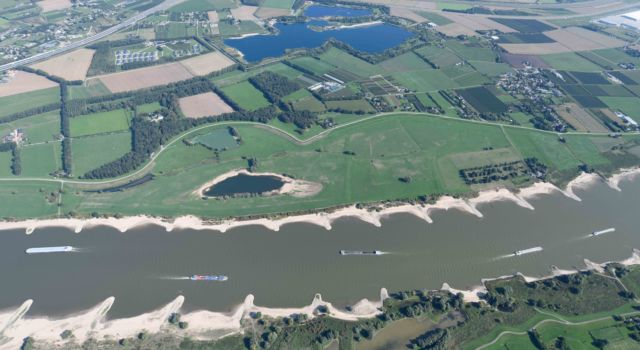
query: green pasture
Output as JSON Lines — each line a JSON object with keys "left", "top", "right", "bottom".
{"left": 261, "top": 0, "right": 295, "bottom": 10}
{"left": 0, "top": 110, "right": 60, "bottom": 144}
{"left": 69, "top": 109, "right": 132, "bottom": 137}
{"left": 318, "top": 48, "right": 378, "bottom": 78}
{"left": 0, "top": 87, "right": 60, "bottom": 119}
{"left": 220, "top": 81, "right": 270, "bottom": 111}
{"left": 541, "top": 52, "right": 602, "bottom": 72}
{"left": 20, "top": 142, "right": 61, "bottom": 177}
{"left": 72, "top": 132, "right": 132, "bottom": 176}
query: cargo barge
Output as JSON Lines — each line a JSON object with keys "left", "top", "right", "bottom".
{"left": 25, "top": 246, "right": 74, "bottom": 254}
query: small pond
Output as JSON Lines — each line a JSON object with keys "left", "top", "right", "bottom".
{"left": 224, "top": 20, "right": 413, "bottom": 62}
{"left": 304, "top": 5, "right": 373, "bottom": 18}
{"left": 204, "top": 173, "right": 284, "bottom": 197}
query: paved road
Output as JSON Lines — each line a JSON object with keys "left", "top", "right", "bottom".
{"left": 0, "top": 0, "right": 185, "bottom": 73}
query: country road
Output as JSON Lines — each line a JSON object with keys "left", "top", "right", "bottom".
{"left": 0, "top": 0, "right": 186, "bottom": 73}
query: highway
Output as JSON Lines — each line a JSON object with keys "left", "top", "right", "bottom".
{"left": 0, "top": 0, "right": 185, "bottom": 73}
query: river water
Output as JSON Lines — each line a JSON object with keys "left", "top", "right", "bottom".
{"left": 1, "top": 177, "right": 639, "bottom": 319}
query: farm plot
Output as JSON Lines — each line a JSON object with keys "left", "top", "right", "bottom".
{"left": 362, "top": 75, "right": 402, "bottom": 95}
{"left": 554, "top": 103, "right": 608, "bottom": 133}
{"left": 288, "top": 57, "right": 335, "bottom": 76}
{"left": 317, "top": 48, "right": 378, "bottom": 78}
{"left": 490, "top": 18, "right": 554, "bottom": 33}
{"left": 599, "top": 96, "right": 640, "bottom": 122}
{"left": 36, "top": 0, "right": 71, "bottom": 12}
{"left": 261, "top": 0, "right": 295, "bottom": 10}
{"left": 414, "top": 46, "right": 460, "bottom": 68}
{"left": 545, "top": 27, "right": 625, "bottom": 52}
{"left": 501, "top": 53, "right": 550, "bottom": 69}
{"left": 377, "top": 52, "right": 433, "bottom": 74}
{"left": 456, "top": 86, "right": 507, "bottom": 113}
{"left": 70, "top": 109, "right": 131, "bottom": 137}
{"left": 72, "top": 133, "right": 132, "bottom": 176}
{"left": 179, "top": 92, "right": 234, "bottom": 118}
{"left": 0, "top": 110, "right": 60, "bottom": 144}
{"left": 169, "top": 0, "right": 236, "bottom": 13}
{"left": 325, "top": 99, "right": 374, "bottom": 113}
{"left": 96, "top": 62, "right": 194, "bottom": 93}
{"left": 20, "top": 142, "right": 61, "bottom": 177}
{"left": 0, "top": 71, "right": 58, "bottom": 98}
{"left": 436, "top": 12, "right": 516, "bottom": 37}
{"left": 568, "top": 71, "right": 609, "bottom": 85}
{"left": 179, "top": 51, "right": 235, "bottom": 76}
{"left": 0, "top": 87, "right": 60, "bottom": 119}
{"left": 31, "top": 49, "right": 95, "bottom": 81}
{"left": 497, "top": 32, "right": 555, "bottom": 44}
{"left": 220, "top": 81, "right": 270, "bottom": 111}
{"left": 391, "top": 70, "right": 458, "bottom": 92}
{"left": 541, "top": 52, "right": 602, "bottom": 71}
{"left": 230, "top": 6, "right": 259, "bottom": 21}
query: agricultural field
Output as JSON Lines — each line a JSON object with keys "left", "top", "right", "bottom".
{"left": 0, "top": 110, "right": 60, "bottom": 144}
{"left": 31, "top": 48, "right": 95, "bottom": 81}
{"left": 179, "top": 92, "right": 234, "bottom": 118}
{"left": 261, "top": 0, "right": 295, "bottom": 10}
{"left": 0, "top": 87, "right": 60, "bottom": 119}
{"left": 95, "top": 62, "right": 194, "bottom": 93}
{"left": 136, "top": 102, "right": 162, "bottom": 114}
{"left": 325, "top": 99, "right": 374, "bottom": 113}
{"left": 168, "top": 0, "right": 236, "bottom": 13}
{"left": 220, "top": 81, "right": 270, "bottom": 111}
{"left": 67, "top": 80, "right": 111, "bottom": 100}
{"left": 20, "top": 142, "right": 61, "bottom": 177}
{"left": 72, "top": 133, "right": 132, "bottom": 176}
{"left": 188, "top": 128, "right": 238, "bottom": 150}
{"left": 179, "top": 51, "right": 235, "bottom": 76}
{"left": 69, "top": 109, "right": 132, "bottom": 137}
{"left": 0, "top": 71, "right": 58, "bottom": 98}
{"left": 456, "top": 86, "right": 507, "bottom": 114}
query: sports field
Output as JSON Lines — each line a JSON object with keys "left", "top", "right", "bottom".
{"left": 70, "top": 109, "right": 131, "bottom": 137}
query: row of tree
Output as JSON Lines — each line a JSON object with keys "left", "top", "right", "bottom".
{"left": 0, "top": 142, "right": 21, "bottom": 175}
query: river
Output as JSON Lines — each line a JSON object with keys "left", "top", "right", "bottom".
{"left": 0, "top": 176, "right": 639, "bottom": 319}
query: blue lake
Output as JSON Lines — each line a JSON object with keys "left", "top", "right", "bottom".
{"left": 224, "top": 21, "right": 414, "bottom": 63}
{"left": 304, "top": 5, "right": 372, "bottom": 18}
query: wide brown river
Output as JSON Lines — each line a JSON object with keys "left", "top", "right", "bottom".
{"left": 1, "top": 177, "right": 639, "bottom": 319}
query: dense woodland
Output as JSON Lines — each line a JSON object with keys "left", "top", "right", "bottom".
{"left": 249, "top": 71, "right": 301, "bottom": 103}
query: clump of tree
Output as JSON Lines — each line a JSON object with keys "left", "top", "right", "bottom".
{"left": 409, "top": 328, "right": 449, "bottom": 349}
{"left": 249, "top": 71, "right": 300, "bottom": 103}
{"left": 278, "top": 110, "right": 318, "bottom": 129}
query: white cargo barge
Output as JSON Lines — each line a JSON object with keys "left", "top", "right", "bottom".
{"left": 25, "top": 246, "right": 74, "bottom": 254}
{"left": 513, "top": 246, "right": 543, "bottom": 256}
{"left": 591, "top": 228, "right": 615, "bottom": 237}
{"left": 340, "top": 250, "right": 383, "bottom": 256}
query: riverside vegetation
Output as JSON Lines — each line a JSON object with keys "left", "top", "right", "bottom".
{"left": 22, "top": 262, "right": 640, "bottom": 350}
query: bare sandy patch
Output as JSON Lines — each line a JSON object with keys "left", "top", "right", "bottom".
{"left": 390, "top": 7, "right": 427, "bottom": 23}
{"left": 179, "top": 51, "right": 235, "bottom": 76}
{"left": 0, "top": 71, "right": 58, "bottom": 97}
{"left": 255, "top": 7, "right": 290, "bottom": 18}
{"left": 31, "top": 48, "right": 95, "bottom": 81}
{"left": 499, "top": 42, "right": 572, "bottom": 55}
{"left": 207, "top": 11, "right": 219, "bottom": 23}
{"left": 231, "top": 5, "right": 259, "bottom": 21}
{"left": 545, "top": 26, "right": 624, "bottom": 51}
{"left": 179, "top": 92, "right": 233, "bottom": 118}
{"left": 37, "top": 0, "right": 71, "bottom": 12}
{"left": 96, "top": 63, "right": 193, "bottom": 93}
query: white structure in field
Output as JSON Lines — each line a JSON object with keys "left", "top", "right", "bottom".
{"left": 598, "top": 10, "right": 640, "bottom": 31}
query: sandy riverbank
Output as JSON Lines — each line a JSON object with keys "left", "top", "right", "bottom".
{"left": 2, "top": 249, "right": 640, "bottom": 349}
{"left": 0, "top": 168, "right": 638, "bottom": 235}
{"left": 0, "top": 289, "right": 388, "bottom": 349}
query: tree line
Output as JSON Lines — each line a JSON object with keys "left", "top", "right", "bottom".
{"left": 0, "top": 142, "right": 21, "bottom": 176}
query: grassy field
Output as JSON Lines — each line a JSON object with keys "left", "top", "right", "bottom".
{"left": 0, "top": 110, "right": 60, "bottom": 144}
{"left": 72, "top": 132, "right": 132, "bottom": 176}
{"left": 0, "top": 87, "right": 60, "bottom": 119}
{"left": 599, "top": 97, "right": 640, "bottom": 122}
{"left": 168, "top": 0, "right": 236, "bottom": 12}
{"left": 14, "top": 113, "right": 628, "bottom": 220}
{"left": 68, "top": 80, "right": 111, "bottom": 100}
{"left": 391, "top": 70, "right": 458, "bottom": 92}
{"left": 20, "top": 142, "right": 61, "bottom": 177}
{"left": 220, "top": 81, "right": 270, "bottom": 111}
{"left": 541, "top": 52, "right": 603, "bottom": 72}
{"left": 318, "top": 48, "right": 378, "bottom": 78}
{"left": 261, "top": 0, "right": 295, "bottom": 9}
{"left": 70, "top": 109, "right": 132, "bottom": 137}
{"left": 136, "top": 102, "right": 162, "bottom": 114}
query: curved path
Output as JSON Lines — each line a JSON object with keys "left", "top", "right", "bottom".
{"left": 0, "top": 111, "right": 628, "bottom": 188}
{"left": 475, "top": 308, "right": 640, "bottom": 350}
